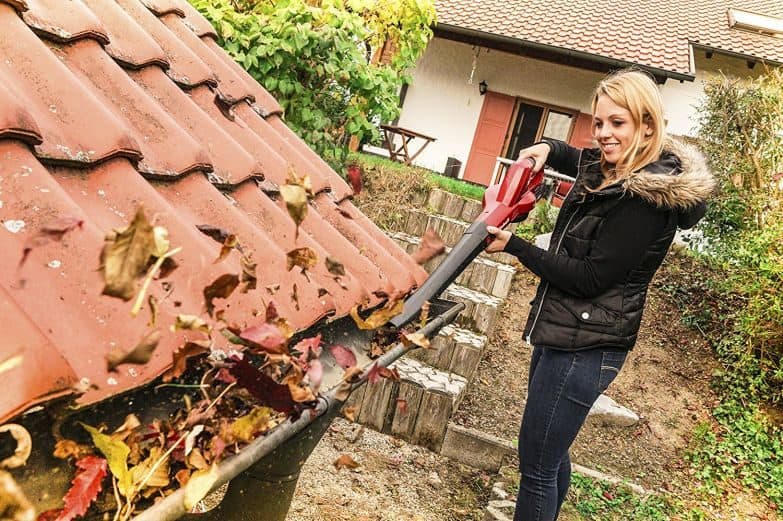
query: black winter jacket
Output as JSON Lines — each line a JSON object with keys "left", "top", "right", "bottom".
{"left": 504, "top": 138, "right": 715, "bottom": 351}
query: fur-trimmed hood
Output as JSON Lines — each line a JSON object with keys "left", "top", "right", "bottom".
{"left": 580, "top": 136, "right": 715, "bottom": 229}
{"left": 623, "top": 136, "right": 716, "bottom": 210}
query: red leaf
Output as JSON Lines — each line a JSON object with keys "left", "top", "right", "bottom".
{"left": 239, "top": 323, "right": 288, "bottom": 355}
{"left": 328, "top": 345, "right": 357, "bottom": 369}
{"left": 56, "top": 455, "right": 108, "bottom": 521}
{"left": 293, "top": 334, "right": 323, "bottom": 363}
{"left": 396, "top": 398, "right": 408, "bottom": 415}
{"left": 38, "top": 510, "right": 62, "bottom": 521}
{"left": 411, "top": 228, "right": 446, "bottom": 265}
{"left": 20, "top": 216, "right": 84, "bottom": 267}
{"left": 367, "top": 363, "right": 399, "bottom": 385}
{"left": 228, "top": 357, "right": 299, "bottom": 414}
{"left": 346, "top": 165, "right": 363, "bottom": 195}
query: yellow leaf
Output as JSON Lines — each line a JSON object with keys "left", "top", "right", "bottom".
{"left": 130, "top": 446, "right": 170, "bottom": 490}
{"left": 349, "top": 300, "right": 404, "bottom": 330}
{"left": 230, "top": 407, "right": 273, "bottom": 443}
{"left": 279, "top": 184, "right": 308, "bottom": 230}
{"left": 403, "top": 332, "right": 431, "bottom": 349}
{"left": 81, "top": 423, "right": 132, "bottom": 497}
{"left": 286, "top": 247, "right": 318, "bottom": 272}
{"left": 173, "top": 315, "right": 212, "bottom": 335}
{"left": 184, "top": 464, "right": 219, "bottom": 510}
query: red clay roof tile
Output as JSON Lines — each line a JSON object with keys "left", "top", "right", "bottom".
{"left": 0, "top": 1, "right": 426, "bottom": 421}
{"left": 436, "top": 0, "right": 783, "bottom": 75}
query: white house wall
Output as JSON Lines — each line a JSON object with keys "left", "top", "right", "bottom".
{"left": 396, "top": 38, "right": 767, "bottom": 176}
{"left": 395, "top": 38, "right": 603, "bottom": 175}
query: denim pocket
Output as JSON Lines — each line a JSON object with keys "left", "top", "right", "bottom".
{"left": 598, "top": 350, "right": 627, "bottom": 392}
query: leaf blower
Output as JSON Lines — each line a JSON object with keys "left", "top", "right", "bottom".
{"left": 389, "top": 158, "right": 545, "bottom": 330}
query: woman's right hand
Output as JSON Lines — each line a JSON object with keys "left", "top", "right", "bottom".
{"left": 518, "top": 142, "right": 551, "bottom": 172}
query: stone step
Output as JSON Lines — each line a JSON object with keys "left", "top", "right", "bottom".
{"left": 408, "top": 324, "right": 487, "bottom": 379}
{"left": 394, "top": 209, "right": 518, "bottom": 266}
{"left": 442, "top": 284, "right": 502, "bottom": 335}
{"left": 347, "top": 357, "right": 468, "bottom": 452}
{"left": 390, "top": 231, "right": 516, "bottom": 299}
{"left": 425, "top": 188, "right": 484, "bottom": 223}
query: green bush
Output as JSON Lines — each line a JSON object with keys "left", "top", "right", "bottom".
{"left": 189, "top": 0, "right": 435, "bottom": 168}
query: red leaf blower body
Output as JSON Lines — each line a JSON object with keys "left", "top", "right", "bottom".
{"left": 389, "top": 159, "right": 545, "bottom": 329}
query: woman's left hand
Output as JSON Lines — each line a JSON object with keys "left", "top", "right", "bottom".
{"left": 485, "top": 226, "right": 512, "bottom": 253}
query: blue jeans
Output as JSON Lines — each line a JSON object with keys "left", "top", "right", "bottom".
{"left": 514, "top": 345, "right": 627, "bottom": 521}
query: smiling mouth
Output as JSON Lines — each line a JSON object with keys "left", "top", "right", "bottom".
{"left": 601, "top": 143, "right": 620, "bottom": 151}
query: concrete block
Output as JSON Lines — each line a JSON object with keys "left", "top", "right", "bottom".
{"left": 587, "top": 394, "right": 640, "bottom": 427}
{"left": 426, "top": 188, "right": 446, "bottom": 214}
{"left": 440, "top": 423, "right": 515, "bottom": 472}
{"left": 460, "top": 199, "right": 483, "bottom": 222}
{"left": 441, "top": 192, "right": 466, "bottom": 219}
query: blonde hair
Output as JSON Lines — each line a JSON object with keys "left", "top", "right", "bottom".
{"left": 590, "top": 69, "right": 665, "bottom": 186}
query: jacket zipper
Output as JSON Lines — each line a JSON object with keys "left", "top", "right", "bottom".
{"left": 526, "top": 150, "right": 583, "bottom": 345}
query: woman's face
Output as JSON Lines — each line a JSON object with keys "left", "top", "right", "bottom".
{"left": 592, "top": 94, "right": 649, "bottom": 165}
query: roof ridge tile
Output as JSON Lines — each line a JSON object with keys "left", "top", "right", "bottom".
{"left": 21, "top": 0, "right": 109, "bottom": 45}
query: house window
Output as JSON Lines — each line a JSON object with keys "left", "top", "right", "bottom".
{"left": 504, "top": 100, "right": 576, "bottom": 160}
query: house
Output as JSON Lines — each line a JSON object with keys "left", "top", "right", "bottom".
{"left": 0, "top": 0, "right": 441, "bottom": 518}
{"left": 393, "top": 0, "right": 783, "bottom": 185}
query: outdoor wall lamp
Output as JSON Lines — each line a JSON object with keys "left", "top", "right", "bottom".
{"left": 479, "top": 80, "right": 488, "bottom": 95}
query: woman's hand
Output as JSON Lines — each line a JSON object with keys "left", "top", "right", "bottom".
{"left": 485, "top": 226, "right": 512, "bottom": 253}
{"left": 518, "top": 142, "right": 551, "bottom": 172}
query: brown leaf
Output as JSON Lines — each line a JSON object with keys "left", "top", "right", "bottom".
{"left": 346, "top": 164, "right": 363, "bottom": 195}
{"left": 265, "top": 284, "right": 280, "bottom": 295}
{"left": 19, "top": 215, "right": 84, "bottom": 267}
{"left": 342, "top": 406, "right": 358, "bottom": 422}
{"left": 53, "top": 439, "right": 92, "bottom": 460}
{"left": 265, "top": 301, "right": 279, "bottom": 322}
{"left": 166, "top": 341, "right": 210, "bottom": 382}
{"left": 349, "top": 300, "right": 404, "bottom": 330}
{"left": 367, "top": 363, "right": 400, "bottom": 385}
{"left": 418, "top": 301, "right": 430, "bottom": 329}
{"left": 334, "top": 366, "right": 363, "bottom": 402}
{"left": 239, "top": 253, "right": 257, "bottom": 293}
{"left": 0, "top": 470, "right": 35, "bottom": 519}
{"left": 147, "top": 295, "right": 159, "bottom": 328}
{"left": 411, "top": 228, "right": 446, "bottom": 265}
{"left": 204, "top": 274, "right": 239, "bottom": 317}
{"left": 291, "top": 283, "right": 300, "bottom": 310}
{"left": 287, "top": 247, "right": 318, "bottom": 272}
{"left": 214, "top": 234, "right": 238, "bottom": 264}
{"left": 402, "top": 332, "right": 431, "bottom": 349}
{"left": 100, "top": 207, "right": 156, "bottom": 301}
{"left": 325, "top": 256, "right": 346, "bottom": 277}
{"left": 106, "top": 330, "right": 161, "bottom": 372}
{"left": 111, "top": 414, "right": 141, "bottom": 442}
{"left": 318, "top": 288, "right": 329, "bottom": 298}
{"left": 173, "top": 314, "right": 212, "bottom": 335}
{"left": 333, "top": 454, "right": 360, "bottom": 470}
{"left": 175, "top": 469, "right": 191, "bottom": 487}
{"left": 279, "top": 184, "right": 308, "bottom": 235}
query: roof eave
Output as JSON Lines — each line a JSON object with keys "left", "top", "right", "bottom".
{"left": 435, "top": 23, "right": 696, "bottom": 83}
{"left": 691, "top": 41, "right": 783, "bottom": 68}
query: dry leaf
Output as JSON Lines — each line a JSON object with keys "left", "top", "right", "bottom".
{"left": 403, "top": 332, "right": 431, "bottom": 349}
{"left": 342, "top": 406, "right": 358, "bottom": 422}
{"left": 418, "top": 301, "right": 430, "bottom": 329}
{"left": 325, "top": 256, "right": 346, "bottom": 277}
{"left": 333, "top": 454, "right": 360, "bottom": 470}
{"left": 80, "top": 423, "right": 132, "bottom": 497}
{"left": 184, "top": 464, "right": 219, "bottom": 510}
{"left": 0, "top": 424, "right": 31, "bottom": 469}
{"left": 396, "top": 398, "right": 409, "bottom": 415}
{"left": 239, "top": 253, "right": 257, "bottom": 293}
{"left": 349, "top": 300, "right": 404, "bottom": 330}
{"left": 19, "top": 215, "right": 84, "bottom": 267}
{"left": 147, "top": 295, "right": 159, "bottom": 328}
{"left": 165, "top": 341, "right": 210, "bottom": 381}
{"left": 173, "top": 315, "right": 211, "bottom": 335}
{"left": 239, "top": 323, "right": 288, "bottom": 355}
{"left": 346, "top": 164, "right": 362, "bottom": 195}
{"left": 111, "top": 414, "right": 141, "bottom": 442}
{"left": 130, "top": 446, "right": 170, "bottom": 490}
{"left": 411, "top": 228, "right": 446, "bottom": 265}
{"left": 287, "top": 247, "right": 318, "bottom": 272}
{"left": 214, "top": 234, "right": 238, "bottom": 264}
{"left": 106, "top": 330, "right": 161, "bottom": 372}
{"left": 53, "top": 439, "right": 92, "bottom": 460}
{"left": 279, "top": 184, "right": 308, "bottom": 235}
{"left": 100, "top": 207, "right": 155, "bottom": 301}
{"left": 204, "top": 274, "right": 240, "bottom": 317}
{"left": 0, "top": 470, "right": 34, "bottom": 520}
{"left": 229, "top": 407, "right": 273, "bottom": 443}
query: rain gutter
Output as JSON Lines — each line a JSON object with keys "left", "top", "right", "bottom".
{"left": 131, "top": 300, "right": 465, "bottom": 521}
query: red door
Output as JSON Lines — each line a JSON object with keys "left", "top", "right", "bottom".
{"left": 463, "top": 92, "right": 516, "bottom": 185}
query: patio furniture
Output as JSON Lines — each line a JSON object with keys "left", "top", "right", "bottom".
{"left": 380, "top": 124, "right": 436, "bottom": 165}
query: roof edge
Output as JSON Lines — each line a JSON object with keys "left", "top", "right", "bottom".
{"left": 691, "top": 42, "right": 783, "bottom": 69}
{"left": 435, "top": 23, "right": 696, "bottom": 82}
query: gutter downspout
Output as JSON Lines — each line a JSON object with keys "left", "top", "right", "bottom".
{"left": 436, "top": 24, "right": 696, "bottom": 83}
{"left": 132, "top": 301, "right": 465, "bottom": 521}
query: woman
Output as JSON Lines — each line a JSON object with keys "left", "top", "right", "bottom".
{"left": 485, "top": 69, "right": 715, "bottom": 521}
